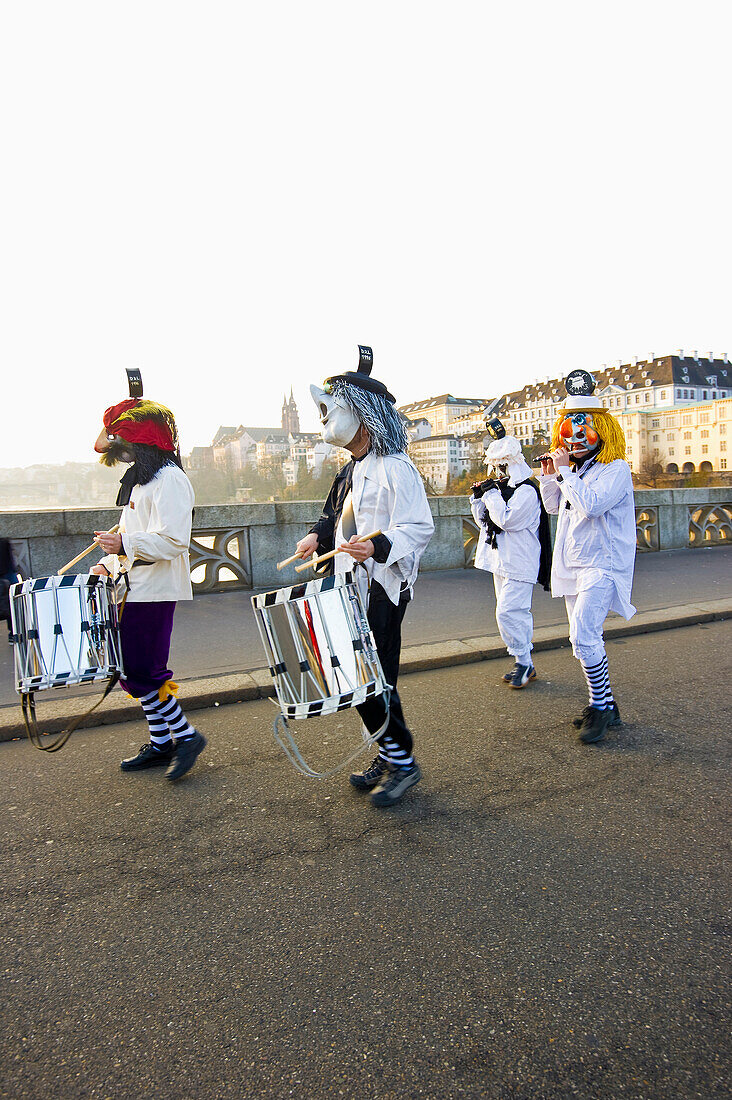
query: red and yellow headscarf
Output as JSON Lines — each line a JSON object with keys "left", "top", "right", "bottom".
{"left": 102, "top": 399, "right": 178, "bottom": 453}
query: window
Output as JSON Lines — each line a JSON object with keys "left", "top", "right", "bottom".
{"left": 676, "top": 389, "right": 682, "bottom": 398}
{"left": 721, "top": 424, "right": 727, "bottom": 435}
{"left": 651, "top": 419, "right": 660, "bottom": 427}
{"left": 721, "top": 441, "right": 727, "bottom": 452}
{"left": 703, "top": 391, "right": 708, "bottom": 399}
{"left": 689, "top": 389, "right": 696, "bottom": 399}
{"left": 682, "top": 415, "right": 692, "bottom": 426}
{"left": 685, "top": 446, "right": 691, "bottom": 455}
{"left": 684, "top": 432, "right": 692, "bottom": 440}
{"left": 712, "top": 392, "right": 717, "bottom": 399}
{"left": 700, "top": 413, "right": 710, "bottom": 424}
{"left": 668, "top": 433, "right": 675, "bottom": 440}
{"left": 669, "top": 448, "right": 675, "bottom": 456}
{"left": 722, "top": 459, "right": 728, "bottom": 469}
{"left": 701, "top": 430, "right": 709, "bottom": 439}
{"left": 660, "top": 390, "right": 667, "bottom": 400}
{"left": 652, "top": 434, "right": 659, "bottom": 442}
{"left": 635, "top": 394, "right": 640, "bottom": 404}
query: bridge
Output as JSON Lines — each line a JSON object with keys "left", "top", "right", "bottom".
{"left": 0, "top": 500, "right": 730, "bottom": 1098}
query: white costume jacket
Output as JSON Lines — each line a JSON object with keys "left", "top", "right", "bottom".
{"left": 100, "top": 464, "right": 194, "bottom": 603}
{"left": 470, "top": 483, "right": 541, "bottom": 583}
{"left": 539, "top": 458, "right": 636, "bottom": 619}
{"left": 330, "top": 452, "right": 434, "bottom": 606}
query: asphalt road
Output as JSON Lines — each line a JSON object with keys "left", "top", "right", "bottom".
{"left": 1, "top": 622, "right": 730, "bottom": 1099}
{"left": 3, "top": 548, "right": 729, "bottom": 706}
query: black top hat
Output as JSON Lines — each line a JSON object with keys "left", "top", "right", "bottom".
{"left": 323, "top": 346, "right": 396, "bottom": 403}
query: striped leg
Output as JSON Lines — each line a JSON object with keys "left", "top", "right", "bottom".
{"left": 139, "top": 689, "right": 174, "bottom": 750}
{"left": 580, "top": 654, "right": 615, "bottom": 711}
{"left": 155, "top": 693, "right": 197, "bottom": 742}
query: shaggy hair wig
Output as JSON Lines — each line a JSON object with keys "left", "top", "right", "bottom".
{"left": 331, "top": 380, "right": 408, "bottom": 456}
{"left": 550, "top": 409, "right": 627, "bottom": 464}
{"left": 99, "top": 440, "right": 182, "bottom": 482}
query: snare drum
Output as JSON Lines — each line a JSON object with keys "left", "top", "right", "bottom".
{"left": 10, "top": 573, "right": 123, "bottom": 695}
{"left": 251, "top": 571, "right": 387, "bottom": 721}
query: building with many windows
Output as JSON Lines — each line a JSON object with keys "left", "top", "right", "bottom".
{"left": 408, "top": 432, "right": 482, "bottom": 492}
{"left": 398, "top": 394, "right": 492, "bottom": 437}
{"left": 619, "top": 397, "right": 731, "bottom": 475}
{"left": 498, "top": 352, "right": 731, "bottom": 449}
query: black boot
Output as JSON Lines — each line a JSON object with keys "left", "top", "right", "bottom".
{"left": 121, "top": 743, "right": 174, "bottom": 771}
{"left": 350, "top": 755, "right": 388, "bottom": 791}
{"left": 165, "top": 731, "right": 207, "bottom": 780}
{"left": 578, "top": 707, "right": 613, "bottom": 744}
{"left": 572, "top": 702, "right": 621, "bottom": 730}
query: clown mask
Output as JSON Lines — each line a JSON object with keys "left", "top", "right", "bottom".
{"left": 310, "top": 384, "right": 361, "bottom": 447}
{"left": 559, "top": 412, "right": 600, "bottom": 462}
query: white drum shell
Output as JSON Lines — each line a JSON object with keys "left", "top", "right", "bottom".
{"left": 251, "top": 571, "right": 387, "bottom": 720}
{"left": 10, "top": 574, "right": 123, "bottom": 695}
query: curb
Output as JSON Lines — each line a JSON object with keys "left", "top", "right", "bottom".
{"left": 1, "top": 598, "right": 730, "bottom": 742}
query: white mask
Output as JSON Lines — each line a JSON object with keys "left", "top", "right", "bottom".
{"left": 310, "top": 384, "right": 361, "bottom": 447}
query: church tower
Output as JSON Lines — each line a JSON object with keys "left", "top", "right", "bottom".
{"left": 281, "top": 388, "right": 300, "bottom": 434}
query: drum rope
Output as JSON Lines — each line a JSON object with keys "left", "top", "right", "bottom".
{"left": 21, "top": 672, "right": 121, "bottom": 753}
{"left": 272, "top": 684, "right": 393, "bottom": 780}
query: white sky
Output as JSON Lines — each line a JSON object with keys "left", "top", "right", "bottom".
{"left": 1, "top": 0, "right": 730, "bottom": 469}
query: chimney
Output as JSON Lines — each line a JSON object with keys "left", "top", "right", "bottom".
{"left": 691, "top": 349, "right": 698, "bottom": 361}
{"left": 677, "top": 349, "right": 684, "bottom": 359}
{"left": 648, "top": 352, "right": 654, "bottom": 362}
{"left": 709, "top": 351, "right": 714, "bottom": 362}
{"left": 633, "top": 356, "right": 639, "bottom": 366}
{"left": 723, "top": 352, "right": 729, "bottom": 363}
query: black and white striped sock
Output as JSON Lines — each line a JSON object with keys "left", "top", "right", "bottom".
{"left": 379, "top": 735, "right": 414, "bottom": 768}
{"left": 139, "top": 689, "right": 173, "bottom": 750}
{"left": 156, "top": 694, "right": 196, "bottom": 742}
{"left": 580, "top": 655, "right": 615, "bottom": 710}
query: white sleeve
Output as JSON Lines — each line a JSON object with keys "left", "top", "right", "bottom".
{"left": 539, "top": 474, "right": 562, "bottom": 514}
{"left": 381, "top": 462, "right": 435, "bottom": 567}
{"left": 558, "top": 462, "right": 631, "bottom": 518}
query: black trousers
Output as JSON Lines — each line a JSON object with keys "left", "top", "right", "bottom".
{"left": 356, "top": 581, "right": 413, "bottom": 757}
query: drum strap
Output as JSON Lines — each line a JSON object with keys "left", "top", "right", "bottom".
{"left": 272, "top": 685, "right": 392, "bottom": 780}
{"left": 21, "top": 672, "right": 121, "bottom": 753}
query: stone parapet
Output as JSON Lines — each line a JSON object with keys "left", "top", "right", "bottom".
{"left": 2, "top": 488, "right": 730, "bottom": 592}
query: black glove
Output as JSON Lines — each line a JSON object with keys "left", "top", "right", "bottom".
{"left": 471, "top": 478, "right": 497, "bottom": 499}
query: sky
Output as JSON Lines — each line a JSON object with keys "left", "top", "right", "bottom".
{"left": 1, "top": 0, "right": 730, "bottom": 469}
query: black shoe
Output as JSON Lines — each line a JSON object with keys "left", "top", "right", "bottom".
{"left": 121, "top": 743, "right": 174, "bottom": 771}
{"left": 165, "top": 731, "right": 207, "bottom": 780}
{"left": 508, "top": 664, "right": 536, "bottom": 689}
{"left": 349, "top": 755, "right": 388, "bottom": 791}
{"left": 502, "top": 663, "right": 519, "bottom": 683}
{"left": 371, "top": 762, "right": 422, "bottom": 807}
{"left": 572, "top": 702, "right": 621, "bottom": 730}
{"left": 578, "top": 707, "right": 613, "bottom": 744}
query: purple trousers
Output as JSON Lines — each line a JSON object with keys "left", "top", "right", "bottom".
{"left": 119, "top": 601, "right": 176, "bottom": 699}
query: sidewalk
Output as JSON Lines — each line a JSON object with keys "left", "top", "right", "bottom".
{"left": 2, "top": 547, "right": 729, "bottom": 739}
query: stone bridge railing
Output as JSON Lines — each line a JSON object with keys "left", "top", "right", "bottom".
{"left": 2, "top": 488, "right": 729, "bottom": 595}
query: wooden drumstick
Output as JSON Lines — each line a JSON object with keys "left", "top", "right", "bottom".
{"left": 294, "top": 530, "right": 382, "bottom": 574}
{"left": 58, "top": 524, "right": 120, "bottom": 575}
{"left": 276, "top": 551, "right": 304, "bottom": 571}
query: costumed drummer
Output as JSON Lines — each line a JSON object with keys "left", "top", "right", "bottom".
{"left": 469, "top": 419, "right": 551, "bottom": 688}
{"left": 90, "top": 381, "right": 206, "bottom": 780}
{"left": 538, "top": 369, "right": 636, "bottom": 744}
{"left": 293, "top": 347, "right": 434, "bottom": 807}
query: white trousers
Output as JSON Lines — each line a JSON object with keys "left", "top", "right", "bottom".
{"left": 564, "top": 577, "right": 615, "bottom": 664}
{"left": 493, "top": 575, "right": 534, "bottom": 663}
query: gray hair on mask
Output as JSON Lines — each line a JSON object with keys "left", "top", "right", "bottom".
{"left": 331, "top": 381, "right": 408, "bottom": 456}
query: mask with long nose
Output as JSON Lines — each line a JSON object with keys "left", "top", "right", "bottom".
{"left": 310, "top": 384, "right": 362, "bottom": 448}
{"left": 559, "top": 412, "right": 600, "bottom": 462}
